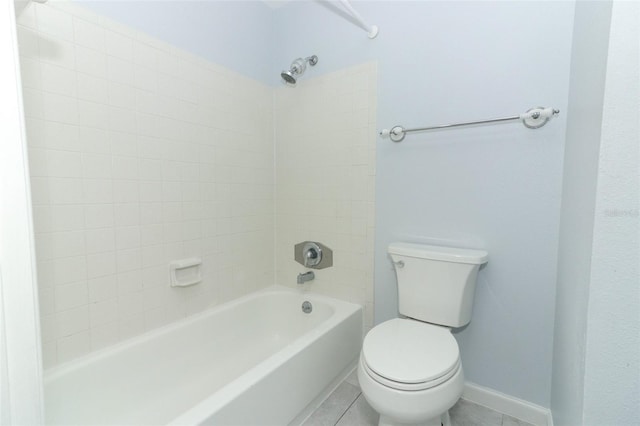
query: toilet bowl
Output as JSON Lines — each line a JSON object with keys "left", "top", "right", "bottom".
{"left": 358, "top": 243, "right": 488, "bottom": 426}
{"left": 358, "top": 318, "right": 464, "bottom": 426}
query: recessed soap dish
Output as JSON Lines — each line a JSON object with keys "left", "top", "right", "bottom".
{"left": 170, "top": 258, "right": 202, "bottom": 287}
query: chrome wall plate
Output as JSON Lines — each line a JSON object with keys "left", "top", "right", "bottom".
{"left": 294, "top": 241, "right": 333, "bottom": 270}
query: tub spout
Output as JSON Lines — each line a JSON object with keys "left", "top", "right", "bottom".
{"left": 297, "top": 271, "right": 315, "bottom": 284}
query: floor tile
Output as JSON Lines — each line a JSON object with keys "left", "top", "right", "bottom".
{"left": 501, "top": 414, "right": 536, "bottom": 426}
{"left": 335, "top": 394, "right": 379, "bottom": 426}
{"left": 344, "top": 369, "right": 359, "bottom": 388}
{"left": 302, "top": 382, "right": 361, "bottom": 426}
{"left": 450, "top": 399, "right": 503, "bottom": 426}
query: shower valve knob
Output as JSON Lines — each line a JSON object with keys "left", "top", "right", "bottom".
{"left": 294, "top": 241, "right": 333, "bottom": 270}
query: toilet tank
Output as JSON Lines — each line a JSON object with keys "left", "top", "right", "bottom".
{"left": 389, "top": 243, "right": 488, "bottom": 328}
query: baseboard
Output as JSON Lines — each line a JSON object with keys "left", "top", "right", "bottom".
{"left": 462, "top": 382, "right": 553, "bottom": 426}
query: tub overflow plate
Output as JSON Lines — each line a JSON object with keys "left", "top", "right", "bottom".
{"left": 302, "top": 301, "right": 312, "bottom": 314}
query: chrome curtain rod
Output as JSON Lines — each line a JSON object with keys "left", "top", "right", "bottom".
{"left": 380, "top": 107, "right": 560, "bottom": 142}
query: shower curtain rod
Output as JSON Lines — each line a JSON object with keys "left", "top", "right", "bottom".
{"left": 379, "top": 106, "right": 560, "bottom": 142}
{"left": 338, "top": 0, "right": 379, "bottom": 39}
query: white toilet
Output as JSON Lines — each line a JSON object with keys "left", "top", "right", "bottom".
{"left": 358, "top": 242, "right": 488, "bottom": 426}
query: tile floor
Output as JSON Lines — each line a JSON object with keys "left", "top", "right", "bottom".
{"left": 302, "top": 376, "right": 536, "bottom": 426}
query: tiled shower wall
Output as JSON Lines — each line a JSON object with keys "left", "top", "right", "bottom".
{"left": 17, "top": 2, "right": 274, "bottom": 367}
{"left": 274, "top": 63, "right": 377, "bottom": 330}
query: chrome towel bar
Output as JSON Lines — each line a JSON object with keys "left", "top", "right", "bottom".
{"left": 380, "top": 106, "right": 560, "bottom": 142}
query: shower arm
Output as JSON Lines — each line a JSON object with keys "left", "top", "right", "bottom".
{"left": 337, "top": 0, "right": 379, "bottom": 39}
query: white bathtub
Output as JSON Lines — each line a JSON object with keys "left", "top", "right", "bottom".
{"left": 44, "top": 286, "right": 363, "bottom": 425}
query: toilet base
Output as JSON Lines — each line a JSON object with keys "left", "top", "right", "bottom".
{"left": 378, "top": 410, "right": 451, "bottom": 426}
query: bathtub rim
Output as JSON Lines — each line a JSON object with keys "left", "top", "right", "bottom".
{"left": 168, "top": 290, "right": 363, "bottom": 425}
{"left": 43, "top": 284, "right": 362, "bottom": 384}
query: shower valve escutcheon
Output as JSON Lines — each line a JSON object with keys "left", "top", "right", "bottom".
{"left": 294, "top": 241, "right": 333, "bottom": 270}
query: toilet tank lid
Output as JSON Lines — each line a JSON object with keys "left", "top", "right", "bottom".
{"left": 388, "top": 242, "right": 488, "bottom": 264}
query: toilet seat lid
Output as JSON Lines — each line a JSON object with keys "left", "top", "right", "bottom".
{"left": 362, "top": 318, "right": 460, "bottom": 384}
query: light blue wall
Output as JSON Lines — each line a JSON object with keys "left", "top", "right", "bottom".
{"left": 76, "top": 1, "right": 274, "bottom": 85}
{"left": 274, "top": 1, "right": 574, "bottom": 407}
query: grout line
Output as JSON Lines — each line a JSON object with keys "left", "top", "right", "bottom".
{"left": 333, "top": 391, "right": 362, "bottom": 426}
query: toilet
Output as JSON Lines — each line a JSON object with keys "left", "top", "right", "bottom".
{"left": 358, "top": 242, "right": 488, "bottom": 426}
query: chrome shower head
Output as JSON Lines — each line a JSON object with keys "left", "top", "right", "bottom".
{"left": 280, "top": 55, "right": 318, "bottom": 86}
{"left": 281, "top": 70, "right": 297, "bottom": 85}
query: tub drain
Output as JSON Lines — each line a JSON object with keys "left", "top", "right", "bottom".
{"left": 302, "top": 301, "right": 312, "bottom": 314}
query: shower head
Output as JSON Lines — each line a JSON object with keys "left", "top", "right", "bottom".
{"left": 280, "top": 70, "right": 298, "bottom": 85}
{"left": 281, "top": 55, "right": 318, "bottom": 86}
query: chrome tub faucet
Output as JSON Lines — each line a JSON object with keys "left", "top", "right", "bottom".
{"left": 297, "top": 271, "right": 315, "bottom": 284}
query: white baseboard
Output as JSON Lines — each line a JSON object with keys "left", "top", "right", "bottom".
{"left": 462, "top": 382, "right": 553, "bottom": 426}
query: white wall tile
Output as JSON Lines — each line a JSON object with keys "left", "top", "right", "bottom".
{"left": 115, "top": 226, "right": 140, "bottom": 250}
{"left": 22, "top": 88, "right": 44, "bottom": 119}
{"left": 86, "top": 251, "right": 116, "bottom": 278}
{"left": 118, "top": 313, "right": 146, "bottom": 341}
{"left": 132, "top": 42, "right": 158, "bottom": 69}
{"left": 77, "top": 73, "right": 107, "bottom": 104}
{"left": 141, "top": 265, "right": 166, "bottom": 288}
{"left": 138, "top": 159, "right": 163, "bottom": 181}
{"left": 139, "top": 181, "right": 163, "bottom": 203}
{"left": 79, "top": 126, "right": 110, "bottom": 154}
{"left": 85, "top": 228, "right": 115, "bottom": 254}
{"left": 109, "top": 131, "right": 137, "bottom": 157}
{"left": 88, "top": 275, "right": 117, "bottom": 303}
{"left": 108, "top": 106, "right": 137, "bottom": 134}
{"left": 51, "top": 204, "right": 84, "bottom": 232}
{"left": 114, "top": 203, "right": 140, "bottom": 227}
{"left": 106, "top": 55, "right": 133, "bottom": 86}
{"left": 274, "top": 63, "right": 377, "bottom": 324}
{"left": 113, "top": 180, "right": 139, "bottom": 203}
{"left": 38, "top": 287, "right": 55, "bottom": 316}
{"left": 141, "top": 244, "right": 164, "bottom": 268}
{"left": 54, "top": 306, "right": 89, "bottom": 337}
{"left": 75, "top": 45, "right": 106, "bottom": 78}
{"left": 37, "top": 5, "right": 74, "bottom": 42}
{"left": 78, "top": 100, "right": 110, "bottom": 130}
{"left": 83, "top": 179, "right": 113, "bottom": 204}
{"left": 17, "top": 24, "right": 40, "bottom": 58}
{"left": 139, "top": 224, "right": 164, "bottom": 246}
{"left": 48, "top": 150, "right": 82, "bottom": 178}
{"left": 82, "top": 154, "right": 112, "bottom": 179}
{"left": 84, "top": 204, "right": 114, "bottom": 229}
{"left": 117, "top": 270, "right": 142, "bottom": 296}
{"left": 105, "top": 30, "right": 133, "bottom": 61}
{"left": 57, "top": 331, "right": 91, "bottom": 363}
{"left": 89, "top": 299, "right": 118, "bottom": 327}
{"left": 20, "top": 56, "right": 42, "bottom": 90}
{"left": 26, "top": 3, "right": 275, "bottom": 368}
{"left": 107, "top": 80, "right": 135, "bottom": 109}
{"left": 28, "top": 148, "right": 48, "bottom": 177}
{"left": 73, "top": 17, "right": 105, "bottom": 52}
{"left": 90, "top": 322, "right": 118, "bottom": 350}
{"left": 39, "top": 36, "right": 77, "bottom": 70}
{"left": 51, "top": 231, "right": 85, "bottom": 258}
{"left": 41, "top": 341, "right": 57, "bottom": 370}
{"left": 112, "top": 156, "right": 138, "bottom": 179}
{"left": 116, "top": 248, "right": 141, "bottom": 272}
{"left": 43, "top": 92, "right": 78, "bottom": 124}
{"left": 41, "top": 62, "right": 77, "bottom": 97}
{"left": 54, "top": 282, "right": 88, "bottom": 312}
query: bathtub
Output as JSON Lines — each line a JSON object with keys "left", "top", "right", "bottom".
{"left": 44, "top": 286, "right": 363, "bottom": 425}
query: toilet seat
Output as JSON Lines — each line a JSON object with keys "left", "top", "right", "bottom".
{"left": 362, "top": 318, "right": 460, "bottom": 391}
